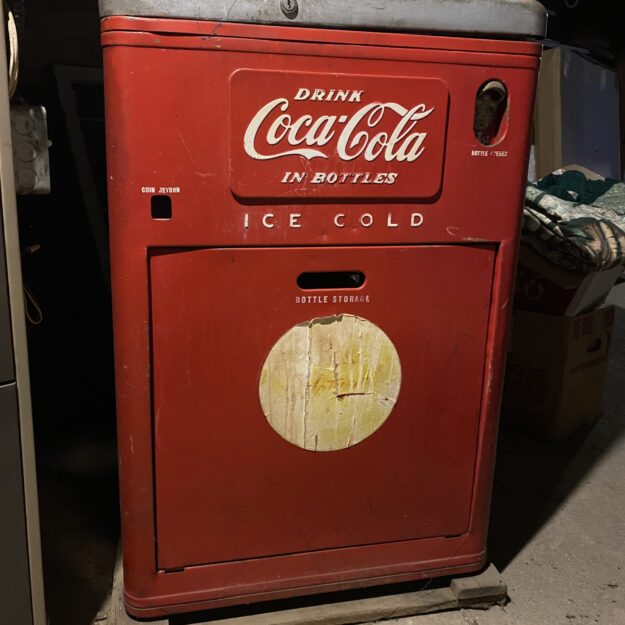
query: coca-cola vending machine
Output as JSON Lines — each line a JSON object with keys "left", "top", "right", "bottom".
{"left": 100, "top": 0, "right": 546, "bottom": 617}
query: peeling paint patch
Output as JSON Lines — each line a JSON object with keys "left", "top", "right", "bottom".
{"left": 259, "top": 314, "right": 401, "bottom": 452}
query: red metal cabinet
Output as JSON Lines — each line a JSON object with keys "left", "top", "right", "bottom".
{"left": 100, "top": 1, "right": 544, "bottom": 617}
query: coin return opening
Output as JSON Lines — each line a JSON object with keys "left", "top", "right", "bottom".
{"left": 151, "top": 195, "right": 172, "bottom": 220}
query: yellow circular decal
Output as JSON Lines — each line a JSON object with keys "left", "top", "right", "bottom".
{"left": 259, "top": 314, "right": 402, "bottom": 452}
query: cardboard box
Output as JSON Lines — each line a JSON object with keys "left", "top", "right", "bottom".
{"left": 515, "top": 244, "right": 622, "bottom": 317}
{"left": 503, "top": 306, "right": 615, "bottom": 441}
{"left": 534, "top": 48, "right": 621, "bottom": 179}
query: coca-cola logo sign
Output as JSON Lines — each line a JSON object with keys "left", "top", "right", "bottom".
{"left": 244, "top": 91, "right": 435, "bottom": 163}
{"left": 230, "top": 70, "right": 449, "bottom": 199}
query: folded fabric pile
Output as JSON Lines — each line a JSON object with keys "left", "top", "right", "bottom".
{"left": 523, "top": 169, "right": 625, "bottom": 273}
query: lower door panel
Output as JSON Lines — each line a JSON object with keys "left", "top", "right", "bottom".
{"left": 150, "top": 245, "right": 495, "bottom": 570}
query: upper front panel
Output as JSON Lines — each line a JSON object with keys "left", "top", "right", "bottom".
{"left": 99, "top": 0, "right": 547, "bottom": 38}
{"left": 102, "top": 26, "right": 539, "bottom": 248}
{"left": 230, "top": 70, "right": 449, "bottom": 200}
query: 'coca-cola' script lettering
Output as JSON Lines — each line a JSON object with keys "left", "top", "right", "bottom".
{"left": 244, "top": 96, "right": 435, "bottom": 163}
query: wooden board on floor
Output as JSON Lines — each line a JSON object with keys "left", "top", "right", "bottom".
{"left": 99, "top": 558, "right": 507, "bottom": 625}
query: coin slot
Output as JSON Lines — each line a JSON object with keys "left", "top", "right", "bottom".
{"left": 151, "top": 195, "right": 172, "bottom": 220}
{"left": 297, "top": 271, "right": 366, "bottom": 290}
{"left": 474, "top": 80, "right": 509, "bottom": 146}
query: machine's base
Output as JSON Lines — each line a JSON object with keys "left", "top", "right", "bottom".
{"left": 99, "top": 554, "right": 507, "bottom": 625}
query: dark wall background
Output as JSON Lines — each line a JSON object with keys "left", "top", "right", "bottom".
{"left": 12, "top": 0, "right": 111, "bottom": 442}
{"left": 541, "top": 0, "right": 625, "bottom": 63}
{"left": 19, "top": 0, "right": 101, "bottom": 88}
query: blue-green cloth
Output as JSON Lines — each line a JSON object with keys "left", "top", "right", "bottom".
{"left": 523, "top": 171, "right": 625, "bottom": 273}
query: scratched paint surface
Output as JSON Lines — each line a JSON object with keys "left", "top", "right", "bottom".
{"left": 259, "top": 314, "right": 402, "bottom": 452}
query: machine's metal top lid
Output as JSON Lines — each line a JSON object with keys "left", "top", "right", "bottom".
{"left": 98, "top": 0, "right": 547, "bottom": 39}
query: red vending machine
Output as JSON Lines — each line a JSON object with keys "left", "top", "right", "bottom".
{"left": 99, "top": 0, "right": 546, "bottom": 617}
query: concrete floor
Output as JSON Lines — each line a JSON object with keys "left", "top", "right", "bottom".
{"left": 39, "top": 290, "right": 625, "bottom": 625}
